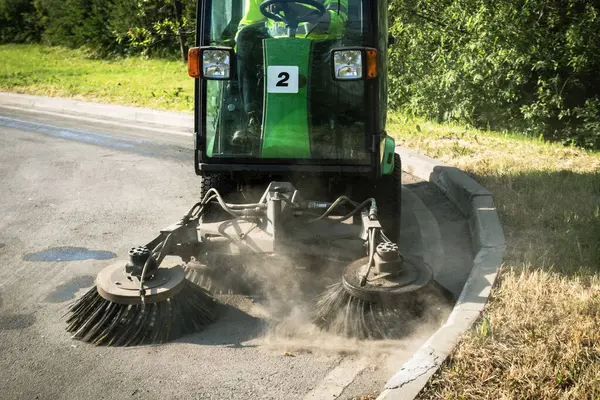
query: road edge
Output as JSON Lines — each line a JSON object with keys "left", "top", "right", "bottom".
{"left": 377, "top": 148, "right": 506, "bottom": 400}
{"left": 0, "top": 92, "right": 194, "bottom": 129}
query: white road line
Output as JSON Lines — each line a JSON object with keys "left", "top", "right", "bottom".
{"left": 303, "top": 358, "right": 369, "bottom": 400}
{"left": 0, "top": 104, "right": 193, "bottom": 137}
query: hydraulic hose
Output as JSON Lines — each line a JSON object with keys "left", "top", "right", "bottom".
{"left": 309, "top": 196, "right": 377, "bottom": 224}
{"left": 334, "top": 198, "right": 377, "bottom": 223}
{"left": 139, "top": 233, "right": 173, "bottom": 302}
{"left": 308, "top": 196, "right": 359, "bottom": 222}
{"left": 200, "top": 188, "right": 269, "bottom": 218}
{"left": 200, "top": 188, "right": 240, "bottom": 218}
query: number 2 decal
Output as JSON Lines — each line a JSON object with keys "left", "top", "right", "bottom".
{"left": 267, "top": 66, "right": 299, "bottom": 93}
{"left": 276, "top": 72, "right": 290, "bottom": 87}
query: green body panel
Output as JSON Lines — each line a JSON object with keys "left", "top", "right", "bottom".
{"left": 207, "top": 135, "right": 215, "bottom": 157}
{"left": 262, "top": 38, "right": 311, "bottom": 159}
{"left": 381, "top": 136, "right": 396, "bottom": 175}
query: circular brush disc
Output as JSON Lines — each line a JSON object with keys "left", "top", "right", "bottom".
{"left": 96, "top": 262, "right": 186, "bottom": 305}
{"left": 66, "top": 262, "right": 218, "bottom": 346}
{"left": 313, "top": 257, "right": 452, "bottom": 340}
{"left": 342, "top": 256, "right": 433, "bottom": 303}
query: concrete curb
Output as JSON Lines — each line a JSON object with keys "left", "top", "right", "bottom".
{"left": 0, "top": 92, "right": 194, "bottom": 130}
{"left": 378, "top": 148, "right": 506, "bottom": 400}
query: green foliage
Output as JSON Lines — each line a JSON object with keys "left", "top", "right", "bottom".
{"left": 0, "top": 0, "right": 40, "bottom": 42}
{"left": 1, "top": 0, "right": 196, "bottom": 58}
{"left": 389, "top": 0, "right": 600, "bottom": 149}
{"left": 110, "top": 0, "right": 196, "bottom": 58}
{"left": 34, "top": 0, "right": 116, "bottom": 54}
{"left": 477, "top": 316, "right": 492, "bottom": 339}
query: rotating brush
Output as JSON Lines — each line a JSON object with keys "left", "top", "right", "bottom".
{"left": 313, "top": 279, "right": 427, "bottom": 340}
{"left": 66, "top": 241, "right": 218, "bottom": 346}
{"left": 313, "top": 231, "right": 451, "bottom": 340}
{"left": 183, "top": 259, "right": 255, "bottom": 295}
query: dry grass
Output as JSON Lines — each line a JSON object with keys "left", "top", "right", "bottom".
{"left": 388, "top": 115, "right": 600, "bottom": 398}
{"left": 423, "top": 269, "right": 600, "bottom": 399}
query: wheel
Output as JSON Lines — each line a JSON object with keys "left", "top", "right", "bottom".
{"left": 199, "top": 173, "right": 234, "bottom": 222}
{"left": 348, "top": 154, "right": 402, "bottom": 242}
{"left": 375, "top": 153, "right": 402, "bottom": 242}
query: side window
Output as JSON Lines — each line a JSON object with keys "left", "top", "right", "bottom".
{"left": 343, "top": 0, "right": 365, "bottom": 46}
{"left": 210, "top": 0, "right": 243, "bottom": 44}
{"left": 210, "top": 2, "right": 230, "bottom": 42}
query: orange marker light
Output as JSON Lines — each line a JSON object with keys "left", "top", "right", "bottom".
{"left": 188, "top": 47, "right": 201, "bottom": 78}
{"left": 366, "top": 49, "right": 378, "bottom": 79}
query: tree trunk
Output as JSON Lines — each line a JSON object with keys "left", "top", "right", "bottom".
{"left": 173, "top": 0, "right": 187, "bottom": 62}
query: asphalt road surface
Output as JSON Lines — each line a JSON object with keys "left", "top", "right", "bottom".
{"left": 0, "top": 106, "right": 472, "bottom": 400}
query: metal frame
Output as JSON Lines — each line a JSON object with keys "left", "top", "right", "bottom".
{"left": 135, "top": 182, "right": 390, "bottom": 273}
{"left": 96, "top": 182, "right": 427, "bottom": 307}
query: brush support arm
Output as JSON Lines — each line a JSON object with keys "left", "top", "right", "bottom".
{"left": 127, "top": 182, "right": 397, "bottom": 276}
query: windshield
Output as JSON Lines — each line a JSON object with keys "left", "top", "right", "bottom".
{"left": 202, "top": 0, "right": 371, "bottom": 163}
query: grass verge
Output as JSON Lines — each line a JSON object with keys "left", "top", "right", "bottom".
{"left": 0, "top": 44, "right": 193, "bottom": 111}
{"left": 388, "top": 115, "right": 600, "bottom": 398}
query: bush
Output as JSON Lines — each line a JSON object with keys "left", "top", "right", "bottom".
{"left": 389, "top": 0, "right": 600, "bottom": 149}
{"left": 0, "top": 0, "right": 40, "bottom": 43}
{"left": 2, "top": 0, "right": 196, "bottom": 59}
{"left": 109, "top": 0, "right": 196, "bottom": 59}
{"left": 34, "top": 0, "right": 116, "bottom": 54}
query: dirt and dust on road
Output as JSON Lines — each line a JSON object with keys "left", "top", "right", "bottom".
{"left": 0, "top": 108, "right": 472, "bottom": 400}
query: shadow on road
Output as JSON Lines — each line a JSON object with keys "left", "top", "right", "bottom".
{"left": 0, "top": 292, "right": 37, "bottom": 331}
{"left": 180, "top": 303, "right": 265, "bottom": 348}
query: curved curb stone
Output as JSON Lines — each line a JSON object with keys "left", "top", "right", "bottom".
{"left": 378, "top": 148, "right": 506, "bottom": 400}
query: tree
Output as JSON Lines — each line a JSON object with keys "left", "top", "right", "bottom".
{"left": 388, "top": 0, "right": 600, "bottom": 149}
{"left": 0, "top": 0, "right": 40, "bottom": 43}
{"left": 110, "top": 0, "right": 195, "bottom": 59}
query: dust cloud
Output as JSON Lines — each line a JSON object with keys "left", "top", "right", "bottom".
{"left": 189, "top": 179, "right": 454, "bottom": 363}
{"left": 191, "top": 253, "right": 452, "bottom": 360}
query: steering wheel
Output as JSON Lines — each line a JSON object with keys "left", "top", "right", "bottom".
{"left": 259, "top": 0, "right": 327, "bottom": 30}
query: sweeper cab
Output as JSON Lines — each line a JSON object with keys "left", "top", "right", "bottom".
{"left": 66, "top": 0, "right": 442, "bottom": 345}
{"left": 187, "top": 0, "right": 399, "bottom": 228}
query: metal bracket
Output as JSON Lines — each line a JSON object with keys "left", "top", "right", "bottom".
{"left": 359, "top": 211, "right": 381, "bottom": 240}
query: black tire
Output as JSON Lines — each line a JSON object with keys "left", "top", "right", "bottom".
{"left": 200, "top": 174, "right": 224, "bottom": 198}
{"left": 374, "top": 153, "right": 402, "bottom": 243}
{"left": 199, "top": 173, "right": 234, "bottom": 222}
{"left": 349, "top": 154, "right": 402, "bottom": 243}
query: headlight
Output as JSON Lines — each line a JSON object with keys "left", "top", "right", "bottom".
{"left": 333, "top": 50, "right": 363, "bottom": 80}
{"left": 202, "top": 49, "right": 231, "bottom": 79}
{"left": 187, "top": 47, "right": 234, "bottom": 80}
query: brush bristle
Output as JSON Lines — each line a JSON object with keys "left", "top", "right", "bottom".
{"left": 184, "top": 266, "right": 234, "bottom": 294}
{"left": 312, "top": 282, "right": 425, "bottom": 340}
{"left": 66, "top": 281, "right": 217, "bottom": 346}
{"left": 184, "top": 263, "right": 255, "bottom": 295}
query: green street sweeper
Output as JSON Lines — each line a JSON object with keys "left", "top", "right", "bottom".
{"left": 66, "top": 0, "right": 445, "bottom": 346}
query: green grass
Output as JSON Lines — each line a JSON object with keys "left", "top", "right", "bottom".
{"left": 0, "top": 44, "right": 194, "bottom": 111}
